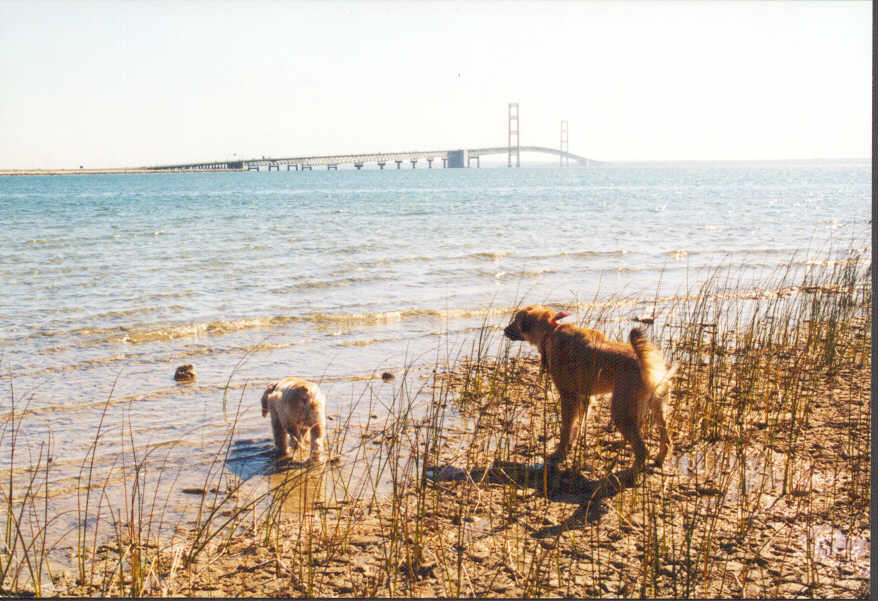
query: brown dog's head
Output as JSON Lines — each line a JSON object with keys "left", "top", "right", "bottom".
{"left": 261, "top": 381, "right": 278, "bottom": 418}
{"left": 504, "top": 305, "right": 570, "bottom": 346}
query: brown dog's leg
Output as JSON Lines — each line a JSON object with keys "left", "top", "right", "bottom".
{"left": 652, "top": 395, "right": 672, "bottom": 467}
{"left": 572, "top": 395, "right": 593, "bottom": 459}
{"left": 271, "top": 410, "right": 290, "bottom": 455}
{"left": 577, "top": 395, "right": 591, "bottom": 441}
{"left": 610, "top": 378, "right": 648, "bottom": 476}
{"left": 615, "top": 416, "right": 648, "bottom": 476}
{"left": 550, "top": 390, "right": 580, "bottom": 461}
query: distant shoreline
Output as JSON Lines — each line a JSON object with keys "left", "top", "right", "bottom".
{"left": 0, "top": 167, "right": 245, "bottom": 176}
{"left": 0, "top": 158, "right": 868, "bottom": 177}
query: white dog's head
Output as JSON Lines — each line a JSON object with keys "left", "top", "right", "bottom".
{"left": 261, "top": 381, "right": 278, "bottom": 418}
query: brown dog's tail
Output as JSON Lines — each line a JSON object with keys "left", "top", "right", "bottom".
{"left": 629, "top": 328, "right": 672, "bottom": 399}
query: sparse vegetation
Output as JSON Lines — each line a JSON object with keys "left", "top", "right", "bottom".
{"left": 0, "top": 249, "right": 871, "bottom": 598}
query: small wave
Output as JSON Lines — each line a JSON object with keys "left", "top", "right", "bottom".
{"left": 109, "top": 316, "right": 303, "bottom": 344}
{"left": 82, "top": 309, "right": 463, "bottom": 344}
{"left": 13, "top": 305, "right": 551, "bottom": 350}
{"left": 514, "top": 268, "right": 555, "bottom": 279}
{"left": 730, "top": 248, "right": 804, "bottom": 256}
{"left": 397, "top": 255, "right": 433, "bottom": 263}
{"left": 290, "top": 280, "right": 348, "bottom": 290}
{"left": 469, "top": 251, "right": 509, "bottom": 261}
{"left": 663, "top": 247, "right": 804, "bottom": 259}
{"left": 307, "top": 306, "right": 523, "bottom": 329}
{"left": 241, "top": 243, "right": 271, "bottom": 252}
{"left": 12, "top": 338, "right": 318, "bottom": 376}
{"left": 329, "top": 246, "right": 363, "bottom": 255}
{"left": 284, "top": 274, "right": 395, "bottom": 291}
{"left": 344, "top": 255, "right": 433, "bottom": 267}
{"left": 0, "top": 384, "right": 229, "bottom": 421}
{"left": 308, "top": 309, "right": 436, "bottom": 327}
{"left": 336, "top": 335, "right": 409, "bottom": 348}
{"left": 569, "top": 249, "right": 631, "bottom": 258}
{"left": 25, "top": 309, "right": 485, "bottom": 347}
{"left": 521, "top": 249, "right": 632, "bottom": 261}
{"left": 92, "top": 306, "right": 170, "bottom": 321}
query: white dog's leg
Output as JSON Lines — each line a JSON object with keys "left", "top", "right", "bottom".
{"left": 288, "top": 425, "right": 305, "bottom": 451}
{"left": 305, "top": 423, "right": 325, "bottom": 465}
{"left": 270, "top": 410, "right": 290, "bottom": 455}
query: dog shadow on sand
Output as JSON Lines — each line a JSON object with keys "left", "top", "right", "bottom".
{"left": 228, "top": 440, "right": 640, "bottom": 537}
{"left": 225, "top": 438, "right": 319, "bottom": 480}
{"left": 425, "top": 460, "right": 648, "bottom": 538}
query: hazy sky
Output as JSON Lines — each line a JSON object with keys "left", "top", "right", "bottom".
{"left": 0, "top": 1, "right": 872, "bottom": 169}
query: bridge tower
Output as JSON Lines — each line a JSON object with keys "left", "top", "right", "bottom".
{"left": 508, "top": 102, "right": 520, "bottom": 168}
{"left": 560, "top": 120, "right": 569, "bottom": 167}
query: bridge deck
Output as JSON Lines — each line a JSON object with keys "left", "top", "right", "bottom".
{"left": 146, "top": 146, "right": 593, "bottom": 171}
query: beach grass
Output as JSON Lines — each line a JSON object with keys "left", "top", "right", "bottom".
{"left": 0, "top": 248, "right": 871, "bottom": 598}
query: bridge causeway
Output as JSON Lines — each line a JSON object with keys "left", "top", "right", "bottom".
{"left": 145, "top": 146, "right": 593, "bottom": 172}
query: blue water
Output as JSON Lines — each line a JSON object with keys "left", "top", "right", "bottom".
{"left": 0, "top": 161, "right": 871, "bottom": 546}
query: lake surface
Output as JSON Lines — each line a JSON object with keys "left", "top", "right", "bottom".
{"left": 0, "top": 160, "right": 871, "bottom": 553}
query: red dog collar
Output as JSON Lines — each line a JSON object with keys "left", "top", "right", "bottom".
{"left": 550, "top": 311, "right": 571, "bottom": 326}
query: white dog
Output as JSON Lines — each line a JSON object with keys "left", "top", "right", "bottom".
{"left": 261, "top": 377, "right": 326, "bottom": 465}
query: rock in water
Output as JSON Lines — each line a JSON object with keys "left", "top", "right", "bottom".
{"left": 174, "top": 364, "right": 196, "bottom": 382}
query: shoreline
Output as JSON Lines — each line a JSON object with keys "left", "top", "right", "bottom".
{"left": 0, "top": 168, "right": 246, "bottom": 176}
{"left": 3, "top": 253, "right": 867, "bottom": 598}
{"left": 47, "top": 322, "right": 872, "bottom": 598}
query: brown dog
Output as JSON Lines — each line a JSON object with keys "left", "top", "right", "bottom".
{"left": 261, "top": 377, "right": 326, "bottom": 465}
{"left": 503, "top": 305, "right": 673, "bottom": 477}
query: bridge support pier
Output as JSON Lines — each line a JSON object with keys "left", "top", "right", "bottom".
{"left": 354, "top": 163, "right": 364, "bottom": 170}
{"left": 395, "top": 160, "right": 402, "bottom": 169}
{"left": 468, "top": 155, "right": 480, "bottom": 168}
{"left": 378, "top": 162, "right": 386, "bottom": 170}
{"left": 446, "top": 150, "right": 467, "bottom": 168}
{"left": 287, "top": 164, "right": 298, "bottom": 171}
{"left": 442, "top": 158, "right": 448, "bottom": 168}
{"left": 327, "top": 164, "right": 337, "bottom": 170}
{"left": 411, "top": 159, "right": 418, "bottom": 168}
{"left": 427, "top": 158, "right": 433, "bottom": 168}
